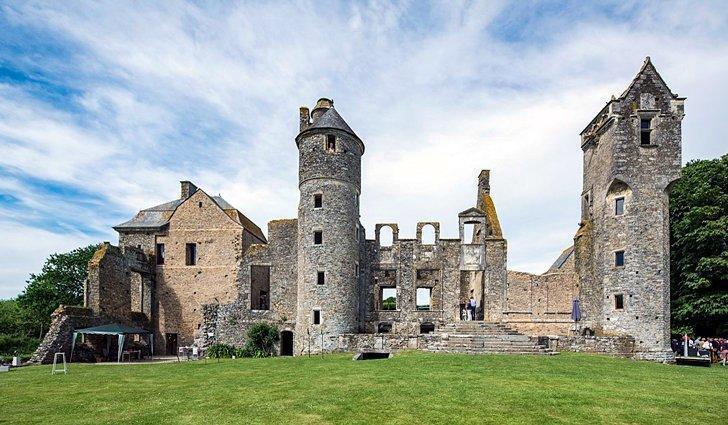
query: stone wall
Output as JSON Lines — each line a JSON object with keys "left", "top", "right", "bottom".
{"left": 200, "top": 219, "right": 298, "bottom": 349}
{"left": 30, "top": 306, "right": 93, "bottom": 364}
{"left": 503, "top": 269, "right": 578, "bottom": 336}
{"left": 295, "top": 114, "right": 363, "bottom": 353}
{"left": 543, "top": 335, "right": 636, "bottom": 357}
{"left": 154, "top": 189, "right": 244, "bottom": 352}
{"left": 575, "top": 59, "right": 682, "bottom": 358}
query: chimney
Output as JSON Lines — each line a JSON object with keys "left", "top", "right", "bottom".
{"left": 310, "top": 98, "right": 333, "bottom": 122}
{"left": 477, "top": 170, "right": 490, "bottom": 202}
{"left": 299, "top": 106, "right": 310, "bottom": 132}
{"left": 181, "top": 181, "right": 198, "bottom": 200}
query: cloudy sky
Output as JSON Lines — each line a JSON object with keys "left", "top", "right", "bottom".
{"left": 1, "top": 1, "right": 726, "bottom": 299}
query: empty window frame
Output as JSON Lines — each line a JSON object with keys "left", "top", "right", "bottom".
{"left": 314, "top": 231, "right": 323, "bottom": 245}
{"left": 377, "top": 322, "right": 392, "bottom": 333}
{"left": 156, "top": 243, "right": 165, "bottom": 265}
{"left": 640, "top": 118, "right": 652, "bottom": 145}
{"left": 420, "top": 322, "right": 436, "bottom": 334}
{"left": 313, "top": 309, "right": 321, "bottom": 325}
{"left": 614, "top": 294, "right": 624, "bottom": 310}
{"left": 355, "top": 263, "right": 359, "bottom": 278}
{"left": 317, "top": 271, "right": 325, "bottom": 285}
{"left": 615, "top": 197, "right": 625, "bottom": 216}
{"left": 185, "top": 243, "right": 197, "bottom": 266}
{"left": 251, "top": 265, "right": 271, "bottom": 310}
{"left": 380, "top": 287, "right": 397, "bottom": 311}
{"left": 326, "top": 134, "right": 336, "bottom": 152}
{"left": 314, "top": 193, "right": 323, "bottom": 209}
{"left": 416, "top": 287, "right": 432, "bottom": 311}
{"left": 615, "top": 250, "right": 625, "bottom": 267}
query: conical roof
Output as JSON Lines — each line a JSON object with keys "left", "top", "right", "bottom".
{"left": 308, "top": 107, "right": 358, "bottom": 138}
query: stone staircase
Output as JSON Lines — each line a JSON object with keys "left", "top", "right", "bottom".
{"left": 424, "top": 322, "right": 557, "bottom": 355}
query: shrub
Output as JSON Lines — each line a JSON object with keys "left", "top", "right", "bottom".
{"left": 206, "top": 343, "right": 240, "bottom": 359}
{"left": 241, "top": 323, "right": 279, "bottom": 358}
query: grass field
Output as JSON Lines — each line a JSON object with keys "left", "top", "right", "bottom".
{"left": 1, "top": 351, "right": 726, "bottom": 424}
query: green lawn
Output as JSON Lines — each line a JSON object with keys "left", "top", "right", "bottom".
{"left": 1, "top": 351, "right": 726, "bottom": 424}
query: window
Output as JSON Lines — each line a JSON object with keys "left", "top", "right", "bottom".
{"left": 420, "top": 322, "right": 436, "bottom": 334}
{"left": 155, "top": 243, "right": 165, "bottom": 265}
{"left": 615, "top": 250, "right": 625, "bottom": 267}
{"left": 380, "top": 287, "right": 397, "bottom": 310}
{"left": 198, "top": 201, "right": 202, "bottom": 208}
{"left": 251, "top": 265, "right": 271, "bottom": 310}
{"left": 314, "top": 193, "right": 322, "bottom": 208}
{"left": 355, "top": 263, "right": 359, "bottom": 278}
{"left": 640, "top": 118, "right": 652, "bottom": 145}
{"left": 379, "top": 226, "right": 394, "bottom": 247}
{"left": 326, "top": 134, "right": 336, "bottom": 152}
{"left": 377, "top": 322, "right": 392, "bottom": 333}
{"left": 317, "top": 271, "right": 325, "bottom": 285}
{"left": 185, "top": 243, "right": 197, "bottom": 266}
{"left": 313, "top": 309, "right": 321, "bottom": 325}
{"left": 615, "top": 197, "right": 625, "bottom": 216}
{"left": 614, "top": 294, "right": 624, "bottom": 310}
{"left": 314, "top": 231, "right": 322, "bottom": 245}
{"left": 416, "top": 287, "right": 432, "bottom": 311}
{"left": 421, "top": 224, "right": 436, "bottom": 245}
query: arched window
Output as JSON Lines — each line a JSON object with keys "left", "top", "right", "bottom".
{"left": 379, "top": 226, "right": 394, "bottom": 247}
{"left": 421, "top": 224, "right": 436, "bottom": 245}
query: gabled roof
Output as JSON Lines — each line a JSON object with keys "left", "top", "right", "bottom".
{"left": 580, "top": 57, "right": 682, "bottom": 136}
{"left": 114, "top": 191, "right": 266, "bottom": 243}
{"left": 458, "top": 207, "right": 487, "bottom": 217}
{"left": 619, "top": 57, "right": 679, "bottom": 100}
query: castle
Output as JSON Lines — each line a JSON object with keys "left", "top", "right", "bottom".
{"left": 32, "top": 58, "right": 683, "bottom": 362}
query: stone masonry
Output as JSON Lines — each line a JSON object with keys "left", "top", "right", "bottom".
{"left": 36, "top": 58, "right": 683, "bottom": 362}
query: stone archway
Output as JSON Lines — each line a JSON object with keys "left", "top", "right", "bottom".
{"left": 280, "top": 330, "right": 293, "bottom": 356}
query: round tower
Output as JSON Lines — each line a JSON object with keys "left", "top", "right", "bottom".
{"left": 294, "top": 98, "right": 364, "bottom": 354}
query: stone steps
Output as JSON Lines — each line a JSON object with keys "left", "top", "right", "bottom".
{"left": 426, "top": 321, "right": 557, "bottom": 356}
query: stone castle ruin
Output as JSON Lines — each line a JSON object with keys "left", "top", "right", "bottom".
{"left": 33, "top": 58, "right": 682, "bottom": 362}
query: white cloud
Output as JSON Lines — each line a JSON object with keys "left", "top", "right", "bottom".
{"left": 1, "top": 1, "right": 727, "bottom": 296}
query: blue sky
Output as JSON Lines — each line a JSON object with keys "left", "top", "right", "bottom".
{"left": 1, "top": 1, "right": 727, "bottom": 298}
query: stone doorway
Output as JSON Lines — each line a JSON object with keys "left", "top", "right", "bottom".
{"left": 459, "top": 270, "right": 484, "bottom": 321}
{"left": 280, "top": 330, "right": 293, "bottom": 356}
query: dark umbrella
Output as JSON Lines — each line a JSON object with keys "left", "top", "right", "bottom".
{"left": 571, "top": 299, "right": 581, "bottom": 322}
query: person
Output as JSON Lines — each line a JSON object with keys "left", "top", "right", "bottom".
{"left": 469, "top": 296, "right": 477, "bottom": 321}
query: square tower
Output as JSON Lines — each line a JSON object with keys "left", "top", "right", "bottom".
{"left": 575, "top": 58, "right": 684, "bottom": 361}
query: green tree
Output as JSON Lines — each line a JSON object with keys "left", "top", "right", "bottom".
{"left": 16, "top": 244, "right": 99, "bottom": 337}
{"left": 670, "top": 154, "right": 728, "bottom": 336}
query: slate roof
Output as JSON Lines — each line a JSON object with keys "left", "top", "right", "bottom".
{"left": 308, "top": 107, "right": 358, "bottom": 138}
{"left": 548, "top": 246, "right": 575, "bottom": 273}
{"left": 114, "top": 193, "right": 266, "bottom": 242}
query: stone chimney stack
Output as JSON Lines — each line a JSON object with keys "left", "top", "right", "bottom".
{"left": 299, "top": 107, "right": 310, "bottom": 132}
{"left": 310, "top": 98, "right": 333, "bottom": 123}
{"left": 181, "top": 181, "right": 198, "bottom": 200}
{"left": 477, "top": 170, "right": 490, "bottom": 202}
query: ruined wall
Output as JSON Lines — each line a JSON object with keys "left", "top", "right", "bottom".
{"left": 119, "top": 232, "right": 156, "bottom": 255}
{"left": 360, "top": 226, "right": 462, "bottom": 335}
{"left": 200, "top": 219, "right": 298, "bottom": 348}
{"left": 503, "top": 268, "right": 578, "bottom": 336}
{"left": 154, "top": 189, "right": 243, "bottom": 352}
{"left": 30, "top": 306, "right": 93, "bottom": 364}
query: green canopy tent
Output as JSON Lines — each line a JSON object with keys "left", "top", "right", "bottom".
{"left": 70, "top": 324, "right": 153, "bottom": 363}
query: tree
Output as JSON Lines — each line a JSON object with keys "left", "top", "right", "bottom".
{"left": 16, "top": 244, "right": 99, "bottom": 337}
{"left": 670, "top": 154, "right": 728, "bottom": 336}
